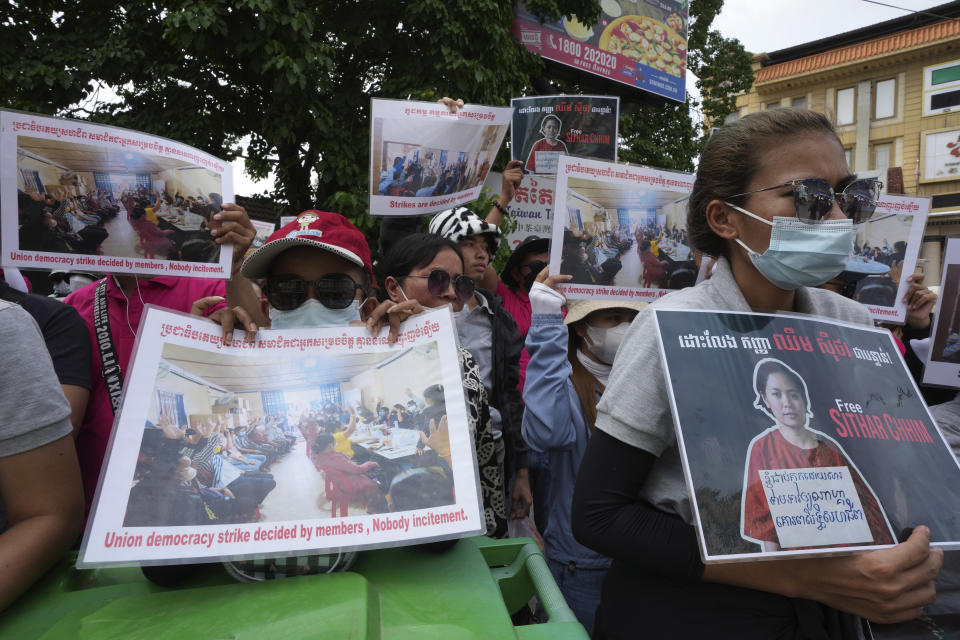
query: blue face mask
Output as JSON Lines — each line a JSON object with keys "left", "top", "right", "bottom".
{"left": 725, "top": 203, "right": 854, "bottom": 291}
{"left": 269, "top": 298, "right": 361, "bottom": 328}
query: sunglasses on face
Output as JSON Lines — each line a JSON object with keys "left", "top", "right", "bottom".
{"left": 521, "top": 260, "right": 548, "bottom": 274}
{"left": 728, "top": 178, "right": 882, "bottom": 224}
{"left": 263, "top": 273, "right": 365, "bottom": 311}
{"left": 405, "top": 269, "right": 475, "bottom": 303}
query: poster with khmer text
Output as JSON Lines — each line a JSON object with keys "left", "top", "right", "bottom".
{"left": 655, "top": 309, "right": 960, "bottom": 562}
{"left": 79, "top": 306, "right": 483, "bottom": 567}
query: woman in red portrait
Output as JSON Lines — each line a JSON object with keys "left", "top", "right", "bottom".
{"left": 740, "top": 358, "right": 895, "bottom": 551}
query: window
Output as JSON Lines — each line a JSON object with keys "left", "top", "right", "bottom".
{"left": 766, "top": 101, "right": 780, "bottom": 110}
{"left": 872, "top": 143, "right": 891, "bottom": 177}
{"left": 844, "top": 148, "right": 854, "bottom": 170}
{"left": 792, "top": 96, "right": 806, "bottom": 109}
{"left": 19, "top": 169, "right": 44, "bottom": 194}
{"left": 723, "top": 111, "right": 739, "bottom": 124}
{"left": 318, "top": 383, "right": 342, "bottom": 407}
{"left": 156, "top": 390, "right": 187, "bottom": 428}
{"left": 261, "top": 391, "right": 285, "bottom": 416}
{"left": 836, "top": 87, "right": 855, "bottom": 125}
{"left": 874, "top": 78, "right": 896, "bottom": 120}
{"left": 93, "top": 171, "right": 113, "bottom": 191}
{"left": 924, "top": 59, "right": 960, "bottom": 116}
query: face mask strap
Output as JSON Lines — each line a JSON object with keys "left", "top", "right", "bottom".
{"left": 724, "top": 201, "right": 774, "bottom": 227}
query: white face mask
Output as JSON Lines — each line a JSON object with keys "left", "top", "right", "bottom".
{"left": 584, "top": 322, "right": 631, "bottom": 365}
{"left": 269, "top": 298, "right": 361, "bottom": 329}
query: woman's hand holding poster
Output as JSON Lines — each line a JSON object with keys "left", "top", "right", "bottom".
{"left": 79, "top": 306, "right": 484, "bottom": 567}
{"left": 655, "top": 309, "right": 960, "bottom": 562}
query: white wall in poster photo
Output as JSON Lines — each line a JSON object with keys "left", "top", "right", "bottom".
{"left": 923, "top": 238, "right": 960, "bottom": 389}
{"left": 1, "top": 110, "right": 234, "bottom": 279}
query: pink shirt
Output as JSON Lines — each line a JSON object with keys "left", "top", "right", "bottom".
{"left": 495, "top": 281, "right": 532, "bottom": 391}
{"left": 66, "top": 276, "right": 225, "bottom": 511}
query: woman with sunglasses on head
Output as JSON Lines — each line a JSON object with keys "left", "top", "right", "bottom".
{"left": 571, "top": 109, "right": 942, "bottom": 639}
{"left": 377, "top": 232, "right": 507, "bottom": 539}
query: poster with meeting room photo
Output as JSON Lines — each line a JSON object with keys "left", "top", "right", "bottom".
{"left": 838, "top": 195, "right": 929, "bottom": 325}
{"left": 923, "top": 239, "right": 960, "bottom": 388}
{"left": 368, "top": 98, "right": 512, "bottom": 216}
{"left": 0, "top": 110, "right": 233, "bottom": 278}
{"left": 79, "top": 306, "right": 484, "bottom": 567}
{"left": 510, "top": 95, "right": 618, "bottom": 174}
{"left": 654, "top": 309, "right": 960, "bottom": 563}
{"left": 549, "top": 154, "right": 695, "bottom": 301}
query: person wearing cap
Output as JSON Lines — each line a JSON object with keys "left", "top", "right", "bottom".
{"left": 426, "top": 207, "right": 531, "bottom": 521}
{"left": 521, "top": 267, "right": 645, "bottom": 634}
{"left": 64, "top": 203, "right": 255, "bottom": 514}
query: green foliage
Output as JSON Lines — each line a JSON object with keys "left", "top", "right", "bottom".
{"left": 0, "top": 0, "right": 751, "bottom": 261}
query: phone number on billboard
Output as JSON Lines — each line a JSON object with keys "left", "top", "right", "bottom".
{"left": 556, "top": 38, "right": 617, "bottom": 70}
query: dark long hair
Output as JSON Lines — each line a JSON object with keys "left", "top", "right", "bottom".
{"left": 567, "top": 324, "right": 599, "bottom": 431}
{"left": 378, "top": 233, "right": 464, "bottom": 299}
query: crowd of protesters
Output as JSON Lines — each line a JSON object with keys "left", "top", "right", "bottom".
{"left": 3, "top": 104, "right": 960, "bottom": 640}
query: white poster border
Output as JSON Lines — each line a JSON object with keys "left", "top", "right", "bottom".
{"left": 1, "top": 110, "right": 233, "bottom": 278}
{"left": 550, "top": 155, "right": 694, "bottom": 301}
{"left": 923, "top": 238, "right": 960, "bottom": 388}
{"left": 367, "top": 98, "right": 513, "bottom": 217}
{"left": 79, "top": 306, "right": 484, "bottom": 567}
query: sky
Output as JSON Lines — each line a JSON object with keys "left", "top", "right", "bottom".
{"left": 232, "top": 0, "right": 952, "bottom": 198}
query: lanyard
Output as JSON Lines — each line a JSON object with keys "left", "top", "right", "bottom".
{"left": 94, "top": 278, "right": 124, "bottom": 415}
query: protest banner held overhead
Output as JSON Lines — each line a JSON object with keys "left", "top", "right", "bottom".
{"left": 505, "top": 175, "right": 555, "bottom": 249}
{"left": 550, "top": 155, "right": 695, "bottom": 301}
{"left": 368, "top": 99, "right": 512, "bottom": 217}
{"left": 924, "top": 238, "right": 960, "bottom": 388}
{"left": 511, "top": 1, "right": 687, "bottom": 102}
{"left": 840, "top": 195, "right": 929, "bottom": 325}
{"left": 2, "top": 110, "right": 233, "bottom": 278}
{"left": 79, "top": 306, "right": 485, "bottom": 567}
{"left": 655, "top": 309, "right": 960, "bottom": 562}
{"left": 510, "top": 95, "right": 618, "bottom": 174}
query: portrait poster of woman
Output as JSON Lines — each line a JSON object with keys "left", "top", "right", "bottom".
{"left": 654, "top": 308, "right": 960, "bottom": 562}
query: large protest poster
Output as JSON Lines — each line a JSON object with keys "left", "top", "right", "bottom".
{"left": 843, "top": 195, "right": 929, "bottom": 324}
{"left": 511, "top": 1, "right": 687, "bottom": 102}
{"left": 550, "top": 155, "right": 694, "bottom": 301}
{"left": 505, "top": 175, "right": 555, "bottom": 249}
{"left": 79, "top": 306, "right": 484, "bottom": 566}
{"left": 1, "top": 111, "right": 233, "bottom": 278}
{"left": 510, "top": 95, "right": 618, "bottom": 174}
{"left": 655, "top": 309, "right": 960, "bottom": 562}
{"left": 368, "top": 99, "right": 512, "bottom": 217}
{"left": 923, "top": 239, "right": 960, "bottom": 388}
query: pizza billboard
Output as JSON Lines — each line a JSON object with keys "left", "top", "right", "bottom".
{"left": 511, "top": 0, "right": 687, "bottom": 103}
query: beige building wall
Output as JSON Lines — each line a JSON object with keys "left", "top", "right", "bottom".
{"left": 730, "top": 34, "right": 960, "bottom": 269}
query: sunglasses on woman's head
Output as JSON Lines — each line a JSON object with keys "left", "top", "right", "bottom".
{"left": 405, "top": 269, "right": 475, "bottom": 302}
{"left": 263, "top": 273, "right": 365, "bottom": 311}
{"left": 727, "top": 177, "right": 882, "bottom": 224}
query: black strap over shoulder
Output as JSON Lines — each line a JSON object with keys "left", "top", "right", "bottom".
{"left": 94, "top": 278, "right": 124, "bottom": 415}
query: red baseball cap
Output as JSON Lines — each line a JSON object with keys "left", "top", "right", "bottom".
{"left": 240, "top": 210, "right": 372, "bottom": 279}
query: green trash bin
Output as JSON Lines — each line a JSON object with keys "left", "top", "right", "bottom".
{"left": 0, "top": 536, "right": 588, "bottom": 639}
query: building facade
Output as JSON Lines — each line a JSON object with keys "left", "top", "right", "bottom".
{"left": 731, "top": 3, "right": 960, "bottom": 283}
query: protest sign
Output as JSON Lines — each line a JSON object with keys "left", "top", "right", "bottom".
{"left": 510, "top": 95, "right": 618, "bottom": 174}
{"left": 655, "top": 309, "right": 960, "bottom": 562}
{"left": 368, "top": 99, "right": 512, "bottom": 217}
{"left": 505, "top": 175, "right": 555, "bottom": 249}
{"left": 923, "top": 238, "right": 960, "bottom": 388}
{"left": 511, "top": 1, "right": 687, "bottom": 102}
{"left": 79, "top": 306, "right": 484, "bottom": 567}
{"left": 550, "top": 155, "right": 694, "bottom": 301}
{"left": 1, "top": 110, "right": 233, "bottom": 278}
{"left": 249, "top": 219, "right": 276, "bottom": 250}
{"left": 842, "top": 195, "right": 929, "bottom": 324}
